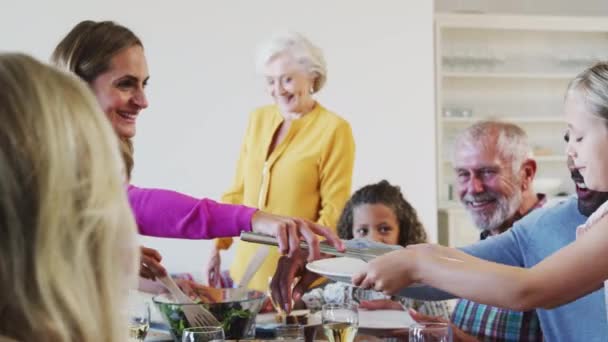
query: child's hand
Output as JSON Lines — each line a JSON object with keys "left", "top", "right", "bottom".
{"left": 352, "top": 249, "right": 419, "bottom": 294}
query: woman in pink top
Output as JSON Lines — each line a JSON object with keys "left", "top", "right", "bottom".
{"left": 51, "top": 20, "right": 343, "bottom": 279}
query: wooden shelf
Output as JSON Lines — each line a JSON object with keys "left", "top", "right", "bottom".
{"left": 442, "top": 71, "right": 575, "bottom": 80}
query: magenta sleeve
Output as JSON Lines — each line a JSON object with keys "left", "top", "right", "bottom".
{"left": 127, "top": 185, "right": 256, "bottom": 239}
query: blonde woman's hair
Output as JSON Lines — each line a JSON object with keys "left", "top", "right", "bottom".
{"left": 52, "top": 20, "right": 143, "bottom": 179}
{"left": 256, "top": 31, "right": 327, "bottom": 93}
{"left": 0, "top": 53, "right": 138, "bottom": 341}
{"left": 567, "top": 61, "right": 608, "bottom": 123}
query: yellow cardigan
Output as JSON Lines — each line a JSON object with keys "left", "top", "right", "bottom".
{"left": 217, "top": 103, "right": 355, "bottom": 291}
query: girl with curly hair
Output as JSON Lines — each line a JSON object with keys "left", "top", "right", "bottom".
{"left": 300, "top": 180, "right": 451, "bottom": 318}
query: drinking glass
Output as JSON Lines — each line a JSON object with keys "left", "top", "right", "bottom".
{"left": 128, "top": 294, "right": 151, "bottom": 342}
{"left": 321, "top": 303, "right": 358, "bottom": 342}
{"left": 409, "top": 322, "right": 453, "bottom": 342}
{"left": 276, "top": 323, "right": 305, "bottom": 341}
{"left": 181, "top": 326, "right": 225, "bottom": 342}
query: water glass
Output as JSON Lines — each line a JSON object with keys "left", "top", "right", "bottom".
{"left": 409, "top": 322, "right": 453, "bottom": 342}
{"left": 128, "top": 294, "right": 151, "bottom": 342}
{"left": 321, "top": 303, "right": 358, "bottom": 342}
{"left": 276, "top": 324, "right": 304, "bottom": 341}
{"left": 181, "top": 326, "right": 225, "bottom": 342}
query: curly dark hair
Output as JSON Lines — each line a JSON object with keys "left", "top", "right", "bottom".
{"left": 337, "top": 180, "right": 427, "bottom": 247}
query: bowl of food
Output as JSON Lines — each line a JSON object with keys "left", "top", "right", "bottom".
{"left": 153, "top": 288, "right": 266, "bottom": 341}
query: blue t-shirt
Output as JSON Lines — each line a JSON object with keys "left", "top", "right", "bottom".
{"left": 459, "top": 197, "right": 607, "bottom": 341}
{"left": 402, "top": 197, "right": 607, "bottom": 341}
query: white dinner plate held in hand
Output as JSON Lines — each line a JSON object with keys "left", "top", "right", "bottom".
{"left": 306, "top": 257, "right": 425, "bottom": 289}
{"left": 306, "top": 257, "right": 367, "bottom": 284}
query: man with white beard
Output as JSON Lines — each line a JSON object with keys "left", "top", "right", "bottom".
{"left": 270, "top": 120, "right": 607, "bottom": 341}
{"left": 448, "top": 121, "right": 544, "bottom": 341}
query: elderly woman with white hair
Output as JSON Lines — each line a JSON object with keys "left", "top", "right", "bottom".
{"left": 208, "top": 32, "right": 356, "bottom": 292}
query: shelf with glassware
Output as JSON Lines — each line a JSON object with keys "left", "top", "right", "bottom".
{"left": 442, "top": 72, "right": 576, "bottom": 80}
{"left": 440, "top": 52, "right": 601, "bottom": 79}
{"left": 433, "top": 13, "right": 608, "bottom": 246}
{"left": 435, "top": 13, "right": 608, "bottom": 210}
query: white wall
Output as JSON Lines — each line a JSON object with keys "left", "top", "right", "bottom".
{"left": 1, "top": 0, "right": 436, "bottom": 279}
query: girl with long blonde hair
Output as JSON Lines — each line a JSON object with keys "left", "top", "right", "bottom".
{"left": 0, "top": 53, "right": 138, "bottom": 341}
{"left": 354, "top": 62, "right": 608, "bottom": 334}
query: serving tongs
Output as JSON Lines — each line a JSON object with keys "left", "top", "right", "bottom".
{"left": 240, "top": 231, "right": 401, "bottom": 262}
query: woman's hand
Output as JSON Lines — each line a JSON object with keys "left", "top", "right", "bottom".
{"left": 206, "top": 247, "right": 222, "bottom": 287}
{"left": 352, "top": 249, "right": 420, "bottom": 295}
{"left": 174, "top": 279, "right": 223, "bottom": 303}
{"left": 251, "top": 211, "right": 344, "bottom": 261}
{"left": 140, "top": 246, "right": 167, "bottom": 280}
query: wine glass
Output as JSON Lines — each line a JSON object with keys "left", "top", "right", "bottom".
{"left": 181, "top": 326, "right": 225, "bottom": 342}
{"left": 321, "top": 303, "right": 358, "bottom": 342}
{"left": 276, "top": 323, "right": 305, "bottom": 341}
{"left": 409, "top": 322, "right": 453, "bottom": 342}
{"left": 128, "top": 293, "right": 151, "bottom": 342}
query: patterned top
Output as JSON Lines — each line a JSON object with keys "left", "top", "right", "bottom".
{"left": 575, "top": 200, "right": 608, "bottom": 324}
{"left": 451, "top": 194, "right": 546, "bottom": 341}
{"left": 302, "top": 282, "right": 451, "bottom": 319}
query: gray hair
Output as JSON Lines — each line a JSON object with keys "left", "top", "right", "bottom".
{"left": 256, "top": 31, "right": 327, "bottom": 93}
{"left": 567, "top": 61, "right": 608, "bottom": 123}
{"left": 452, "top": 121, "right": 532, "bottom": 174}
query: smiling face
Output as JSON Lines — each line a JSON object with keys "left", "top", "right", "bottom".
{"left": 264, "top": 53, "right": 315, "bottom": 114}
{"left": 453, "top": 139, "right": 523, "bottom": 232}
{"left": 565, "top": 90, "right": 608, "bottom": 192}
{"left": 91, "top": 45, "right": 149, "bottom": 139}
{"left": 568, "top": 155, "right": 608, "bottom": 216}
{"left": 352, "top": 203, "right": 401, "bottom": 245}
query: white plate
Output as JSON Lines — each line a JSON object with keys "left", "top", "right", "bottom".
{"left": 306, "top": 257, "right": 367, "bottom": 283}
{"left": 306, "top": 257, "right": 425, "bottom": 289}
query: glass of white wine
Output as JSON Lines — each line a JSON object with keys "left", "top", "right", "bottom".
{"left": 276, "top": 323, "right": 305, "bottom": 341}
{"left": 181, "top": 327, "right": 225, "bottom": 342}
{"left": 127, "top": 294, "right": 150, "bottom": 342}
{"left": 321, "top": 303, "right": 358, "bottom": 342}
